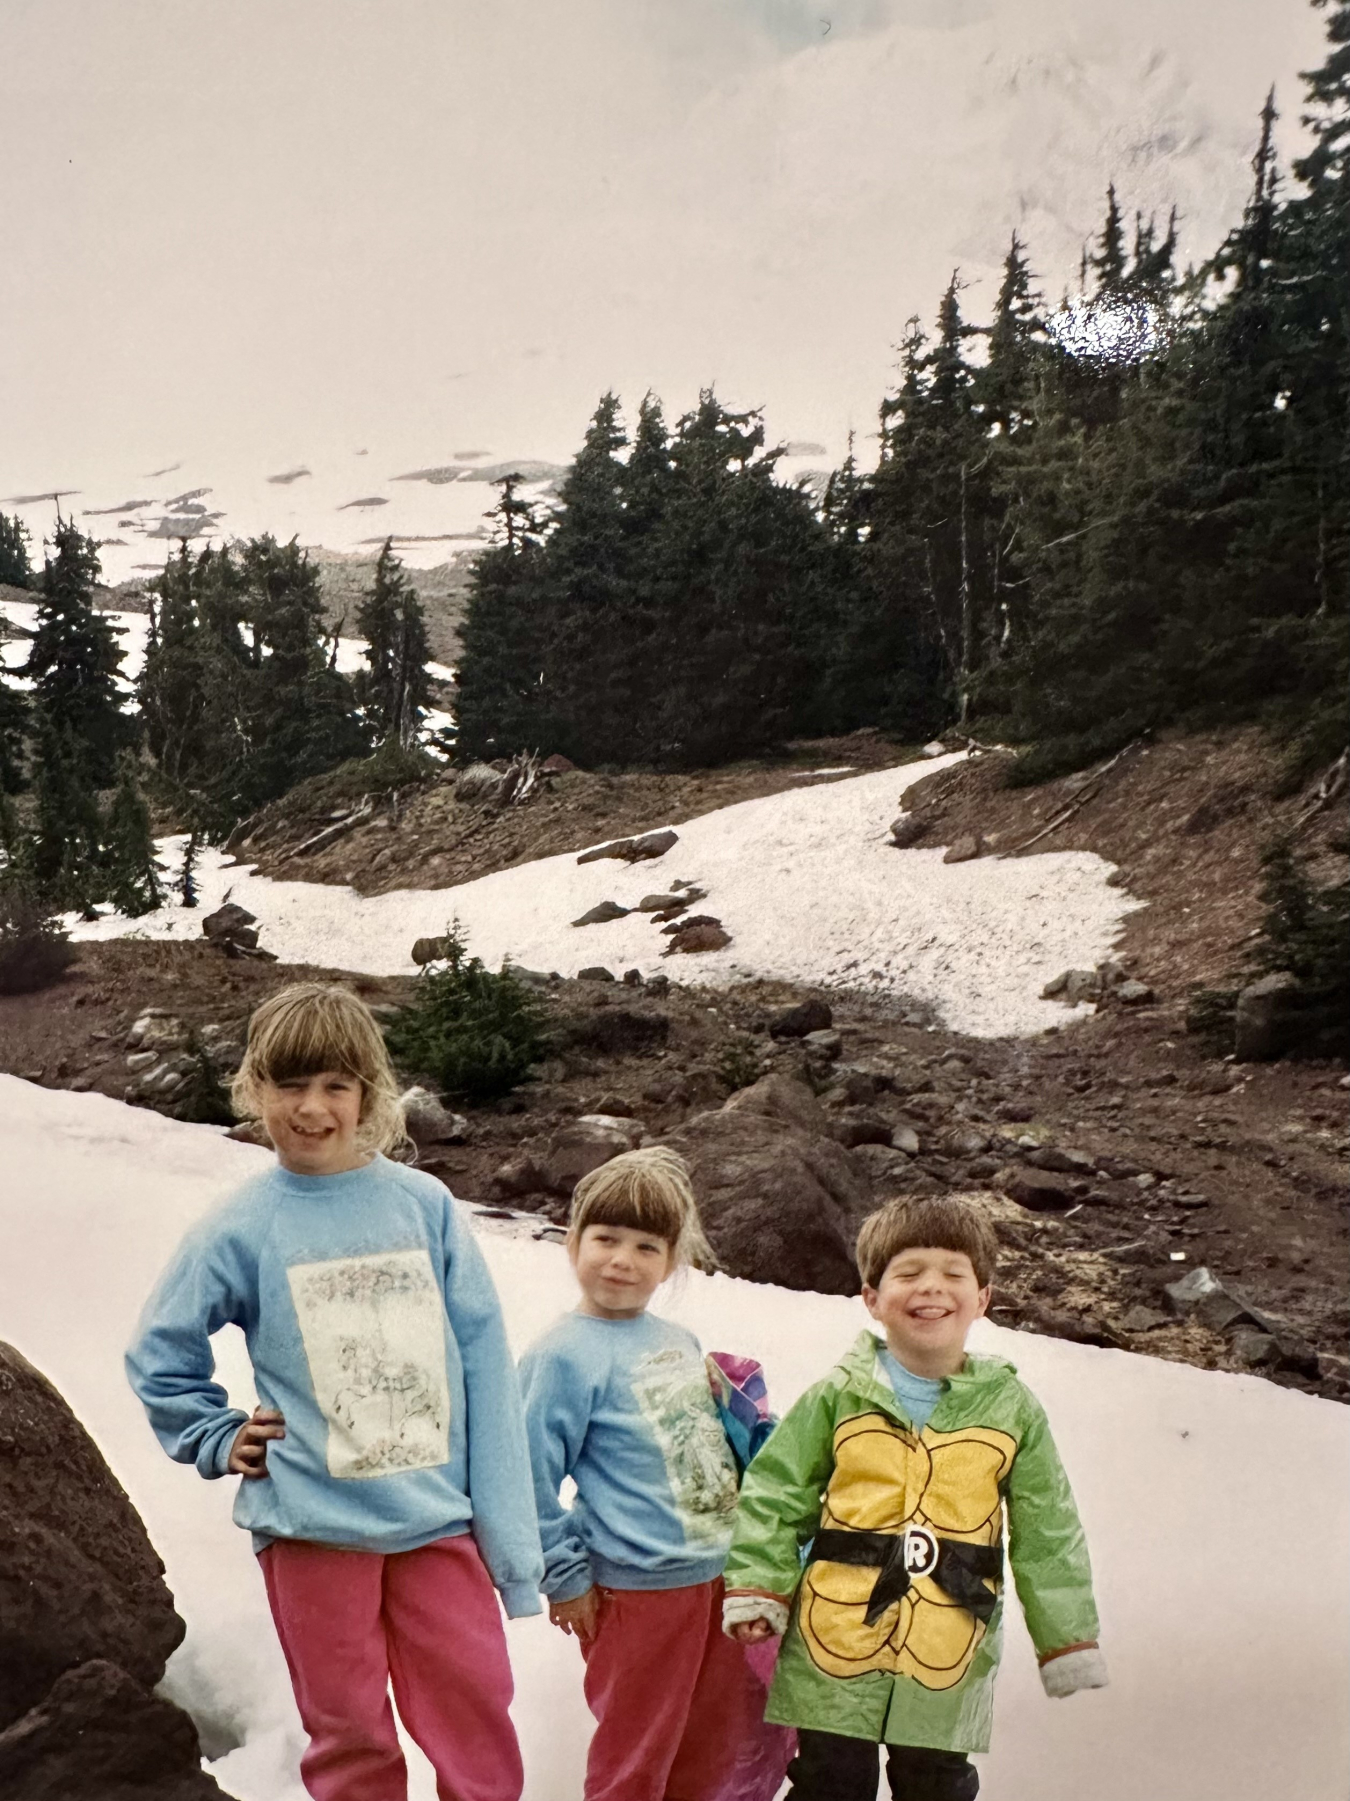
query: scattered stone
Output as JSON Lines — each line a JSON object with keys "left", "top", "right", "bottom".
{"left": 1121, "top": 1305, "right": 1169, "bottom": 1334}
{"left": 1026, "top": 1145, "right": 1096, "bottom": 1176}
{"left": 942, "top": 833, "right": 983, "bottom": 865}
{"left": 724, "top": 1074, "right": 830, "bottom": 1138}
{"left": 825, "top": 1068, "right": 881, "bottom": 1107}
{"left": 919, "top": 741, "right": 947, "bottom": 758}
{"left": 994, "top": 1099, "right": 1035, "bottom": 1123}
{"left": 572, "top": 901, "right": 632, "bottom": 927}
{"left": 576, "top": 966, "right": 616, "bottom": 984}
{"left": 489, "top": 1154, "right": 547, "bottom": 1200}
{"left": 561, "top": 1005, "right": 669, "bottom": 1055}
{"left": 999, "top": 1167, "right": 1077, "bottom": 1213}
{"left": 621, "top": 969, "right": 644, "bottom": 988}
{"left": 644, "top": 973, "right": 671, "bottom": 999}
{"left": 890, "top": 1125, "right": 921, "bottom": 1156}
{"left": 1234, "top": 971, "right": 1304, "bottom": 1062}
{"left": 1041, "top": 969, "right": 1101, "bottom": 1004}
{"left": 1096, "top": 1154, "right": 1145, "bottom": 1180}
{"left": 940, "top": 1126, "right": 992, "bottom": 1158}
{"left": 588, "top": 1093, "right": 637, "bottom": 1118}
{"left": 1115, "top": 979, "right": 1155, "bottom": 1006}
{"left": 543, "top": 1118, "right": 642, "bottom": 1194}
{"left": 663, "top": 922, "right": 732, "bottom": 955}
{"left": 1230, "top": 1327, "right": 1278, "bottom": 1369}
{"left": 636, "top": 894, "right": 685, "bottom": 913}
{"left": 889, "top": 815, "right": 928, "bottom": 849}
{"left": 832, "top": 1110, "right": 896, "bottom": 1149}
{"left": 400, "top": 1088, "right": 468, "bottom": 1145}
{"left": 224, "top": 1120, "right": 269, "bottom": 1146}
{"left": 125, "top": 1014, "right": 188, "bottom": 1054}
{"left": 768, "top": 999, "right": 833, "bottom": 1040}
{"left": 1133, "top": 1172, "right": 1159, "bottom": 1190}
{"left": 577, "top": 829, "right": 679, "bottom": 866}
{"left": 412, "top": 935, "right": 452, "bottom": 966}
{"left": 455, "top": 762, "right": 508, "bottom": 805}
{"left": 851, "top": 1144, "right": 914, "bottom": 1185}
{"left": 660, "top": 913, "right": 721, "bottom": 936}
{"left": 509, "top": 967, "right": 556, "bottom": 989}
{"left": 1162, "top": 1266, "right": 1268, "bottom": 1334}
{"left": 125, "top": 1050, "right": 158, "bottom": 1073}
{"left": 803, "top": 1030, "right": 843, "bottom": 1061}
{"left": 539, "top": 754, "right": 576, "bottom": 775}
{"left": 1172, "top": 1192, "right": 1209, "bottom": 1210}
{"left": 201, "top": 904, "right": 272, "bottom": 960}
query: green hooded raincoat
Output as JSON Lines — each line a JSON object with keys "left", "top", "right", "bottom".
{"left": 723, "top": 1332, "right": 1100, "bottom": 1752}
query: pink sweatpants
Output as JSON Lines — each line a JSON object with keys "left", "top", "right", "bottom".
{"left": 259, "top": 1534, "right": 523, "bottom": 1801}
{"left": 579, "top": 1578, "right": 761, "bottom": 1801}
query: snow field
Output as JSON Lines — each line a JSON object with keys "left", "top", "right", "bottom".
{"left": 67, "top": 755, "right": 1142, "bottom": 1038}
{"left": 1, "top": 1077, "right": 1346, "bottom": 1801}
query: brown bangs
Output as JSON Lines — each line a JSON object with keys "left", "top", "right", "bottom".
{"left": 856, "top": 1194, "right": 999, "bottom": 1289}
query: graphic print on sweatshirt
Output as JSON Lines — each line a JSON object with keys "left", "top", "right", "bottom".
{"left": 287, "top": 1249, "right": 451, "bottom": 1479}
{"left": 629, "top": 1343, "right": 739, "bottom": 1546}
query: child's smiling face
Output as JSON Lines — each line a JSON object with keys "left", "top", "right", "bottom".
{"left": 259, "top": 1071, "right": 367, "bottom": 1176}
{"left": 570, "top": 1222, "right": 673, "bottom": 1319}
{"left": 863, "top": 1244, "right": 991, "bottom": 1378}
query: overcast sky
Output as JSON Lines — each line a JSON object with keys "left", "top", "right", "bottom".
{"left": 0, "top": 0, "right": 1327, "bottom": 509}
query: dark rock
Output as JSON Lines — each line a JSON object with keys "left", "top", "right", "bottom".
{"left": 851, "top": 1144, "right": 914, "bottom": 1184}
{"left": 1234, "top": 971, "right": 1304, "bottom": 1061}
{"left": 637, "top": 893, "right": 684, "bottom": 913}
{"left": 940, "top": 1126, "right": 992, "bottom": 1158}
{"left": 833, "top": 1110, "right": 896, "bottom": 1149}
{"left": 724, "top": 1074, "right": 829, "bottom": 1137}
{"left": 1095, "top": 1154, "right": 1145, "bottom": 1180}
{"left": 644, "top": 972, "right": 670, "bottom": 999}
{"left": 621, "top": 969, "right": 645, "bottom": 988}
{"left": 663, "top": 923, "right": 732, "bottom": 955}
{"left": 577, "top": 829, "right": 679, "bottom": 866}
{"left": 826, "top": 1067, "right": 881, "bottom": 1107}
{"left": 803, "top": 1029, "right": 843, "bottom": 1061}
{"left": 0, "top": 1344, "right": 184, "bottom": 1728}
{"left": 994, "top": 1100, "right": 1035, "bottom": 1123}
{"left": 768, "top": 999, "right": 833, "bottom": 1040}
{"left": 1162, "top": 1266, "right": 1270, "bottom": 1333}
{"left": 889, "top": 815, "right": 928, "bottom": 849}
{"left": 561, "top": 1005, "right": 669, "bottom": 1055}
{"left": 942, "top": 833, "right": 983, "bottom": 865}
{"left": 1026, "top": 1145, "right": 1096, "bottom": 1176}
{"left": 200, "top": 903, "right": 255, "bottom": 941}
{"left": 542, "top": 1118, "right": 642, "bottom": 1194}
{"left": 489, "top": 1154, "right": 547, "bottom": 1199}
{"left": 1041, "top": 968, "right": 1102, "bottom": 1004}
{"left": 572, "top": 901, "right": 632, "bottom": 927}
{"left": 999, "top": 1167, "right": 1077, "bottom": 1213}
{"left": 1017, "top": 1302, "right": 1122, "bottom": 1349}
{"left": 576, "top": 966, "right": 617, "bottom": 984}
{"left": 1115, "top": 979, "right": 1155, "bottom": 1006}
{"left": 665, "top": 1107, "right": 871, "bottom": 1294}
{"left": 540, "top": 753, "right": 576, "bottom": 774}
{"left": 0, "top": 1659, "right": 230, "bottom": 1800}
{"left": 660, "top": 913, "right": 721, "bottom": 936}
{"left": 1121, "top": 1305, "right": 1169, "bottom": 1333}
{"left": 1230, "top": 1327, "right": 1278, "bottom": 1369}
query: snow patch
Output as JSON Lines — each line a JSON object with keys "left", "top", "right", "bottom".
{"left": 0, "top": 1078, "right": 1345, "bottom": 1799}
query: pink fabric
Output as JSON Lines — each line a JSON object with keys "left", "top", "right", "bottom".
{"left": 260, "top": 1534, "right": 523, "bottom": 1801}
{"left": 579, "top": 1579, "right": 760, "bottom": 1801}
{"left": 711, "top": 1638, "right": 797, "bottom": 1801}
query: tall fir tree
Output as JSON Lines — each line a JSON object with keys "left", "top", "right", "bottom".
{"left": 24, "top": 517, "right": 132, "bottom": 785}
{"left": 354, "top": 540, "right": 433, "bottom": 745}
{"left": 0, "top": 512, "right": 33, "bottom": 589}
{"left": 454, "top": 477, "right": 556, "bottom": 759}
{"left": 0, "top": 673, "right": 28, "bottom": 793}
{"left": 102, "top": 754, "right": 165, "bottom": 917}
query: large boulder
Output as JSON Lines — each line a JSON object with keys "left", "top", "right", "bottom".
{"left": 543, "top": 1116, "right": 644, "bottom": 1194}
{"left": 666, "top": 1079, "right": 872, "bottom": 1294}
{"left": 767, "top": 998, "right": 833, "bottom": 1040}
{"left": 0, "top": 1660, "right": 229, "bottom": 1801}
{"left": 1234, "top": 971, "right": 1304, "bottom": 1061}
{"left": 0, "top": 1343, "right": 183, "bottom": 1727}
{"left": 400, "top": 1087, "right": 468, "bottom": 1145}
{"left": 560, "top": 1005, "right": 670, "bottom": 1056}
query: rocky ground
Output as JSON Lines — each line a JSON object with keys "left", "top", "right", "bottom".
{"left": 3, "top": 930, "right": 1345, "bottom": 1402}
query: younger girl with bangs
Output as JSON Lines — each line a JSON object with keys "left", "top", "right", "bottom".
{"left": 127, "top": 983, "right": 543, "bottom": 1801}
{"left": 519, "top": 1147, "right": 766, "bottom": 1801}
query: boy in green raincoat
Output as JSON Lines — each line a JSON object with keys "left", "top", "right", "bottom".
{"left": 721, "top": 1194, "right": 1107, "bottom": 1801}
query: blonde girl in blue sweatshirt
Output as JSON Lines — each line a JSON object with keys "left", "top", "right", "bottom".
{"left": 127, "top": 984, "right": 543, "bottom": 1801}
{"left": 519, "top": 1147, "right": 763, "bottom": 1801}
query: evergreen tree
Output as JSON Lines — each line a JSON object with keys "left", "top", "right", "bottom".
{"left": 179, "top": 828, "right": 200, "bottom": 908}
{"left": 138, "top": 542, "right": 208, "bottom": 782}
{"left": 24, "top": 517, "right": 132, "bottom": 784}
{"left": 102, "top": 754, "right": 165, "bottom": 917}
{"left": 0, "top": 512, "right": 32, "bottom": 589}
{"left": 454, "top": 477, "right": 556, "bottom": 760}
{"left": 354, "top": 540, "right": 433, "bottom": 745}
{"left": 0, "top": 673, "right": 28, "bottom": 793}
{"left": 28, "top": 711, "right": 103, "bottom": 913}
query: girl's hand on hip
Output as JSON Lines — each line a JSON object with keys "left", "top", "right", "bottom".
{"left": 228, "top": 1407, "right": 286, "bottom": 1478}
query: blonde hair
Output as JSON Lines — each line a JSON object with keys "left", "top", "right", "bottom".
{"left": 231, "top": 983, "right": 410, "bottom": 1157}
{"left": 569, "top": 1146, "right": 716, "bottom": 1272}
{"left": 856, "top": 1193, "right": 999, "bottom": 1289}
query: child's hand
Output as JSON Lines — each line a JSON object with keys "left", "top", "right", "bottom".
{"left": 228, "top": 1407, "right": 286, "bottom": 1478}
{"left": 729, "top": 1617, "right": 776, "bottom": 1644}
{"left": 549, "top": 1588, "right": 602, "bottom": 1646}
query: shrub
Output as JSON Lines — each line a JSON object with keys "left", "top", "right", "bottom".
{"left": 385, "top": 924, "right": 547, "bottom": 1102}
{"left": 0, "top": 879, "right": 77, "bottom": 995}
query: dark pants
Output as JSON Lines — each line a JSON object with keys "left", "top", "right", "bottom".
{"left": 785, "top": 1728, "right": 979, "bottom": 1801}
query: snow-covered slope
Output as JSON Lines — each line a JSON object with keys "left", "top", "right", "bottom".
{"left": 1, "top": 1077, "right": 1345, "bottom": 1800}
{"left": 67, "top": 755, "right": 1142, "bottom": 1037}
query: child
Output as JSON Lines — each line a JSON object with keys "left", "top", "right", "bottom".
{"left": 722, "top": 1194, "right": 1107, "bottom": 1801}
{"left": 518, "top": 1146, "right": 761, "bottom": 1801}
{"left": 126, "top": 983, "right": 543, "bottom": 1801}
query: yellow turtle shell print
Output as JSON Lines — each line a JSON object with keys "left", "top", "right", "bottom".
{"left": 799, "top": 1412, "right": 1017, "bottom": 1689}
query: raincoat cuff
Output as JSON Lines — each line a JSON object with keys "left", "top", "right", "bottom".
{"left": 723, "top": 1591, "right": 790, "bottom": 1638}
{"left": 1040, "top": 1645, "right": 1108, "bottom": 1698}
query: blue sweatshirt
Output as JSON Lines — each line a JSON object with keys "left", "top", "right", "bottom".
{"left": 519, "top": 1311, "right": 740, "bottom": 1602}
{"left": 126, "top": 1155, "right": 543, "bottom": 1617}
{"left": 877, "top": 1345, "right": 945, "bottom": 1433}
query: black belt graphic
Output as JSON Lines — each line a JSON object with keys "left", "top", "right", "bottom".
{"left": 813, "top": 1526, "right": 1003, "bottom": 1627}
